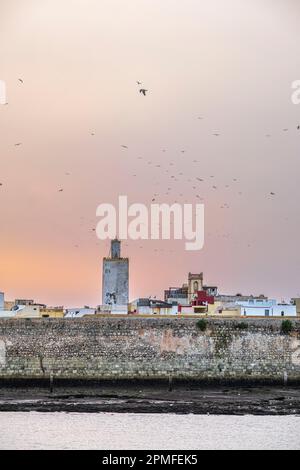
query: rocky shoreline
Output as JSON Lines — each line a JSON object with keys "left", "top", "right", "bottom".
{"left": 0, "top": 385, "right": 299, "bottom": 415}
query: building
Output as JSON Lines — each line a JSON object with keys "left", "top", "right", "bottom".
{"left": 203, "top": 285, "right": 218, "bottom": 297}
{"left": 0, "top": 296, "right": 64, "bottom": 319}
{"left": 165, "top": 273, "right": 206, "bottom": 306}
{"left": 164, "top": 285, "right": 189, "bottom": 305}
{"left": 129, "top": 298, "right": 177, "bottom": 315}
{"left": 65, "top": 307, "right": 96, "bottom": 318}
{"left": 214, "top": 294, "right": 296, "bottom": 318}
{"left": 14, "top": 299, "right": 35, "bottom": 306}
{"left": 235, "top": 298, "right": 276, "bottom": 308}
{"left": 241, "top": 304, "right": 296, "bottom": 317}
{"left": 40, "top": 307, "right": 64, "bottom": 318}
{"left": 215, "top": 294, "right": 268, "bottom": 303}
{"left": 102, "top": 239, "right": 129, "bottom": 312}
{"left": 217, "top": 305, "right": 241, "bottom": 317}
{"left": 178, "top": 290, "right": 228, "bottom": 316}
{"left": 188, "top": 272, "right": 203, "bottom": 303}
{"left": 0, "top": 304, "right": 41, "bottom": 319}
{"left": 0, "top": 292, "right": 4, "bottom": 310}
{"left": 291, "top": 298, "right": 300, "bottom": 316}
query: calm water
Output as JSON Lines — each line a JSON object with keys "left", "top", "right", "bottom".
{"left": 0, "top": 412, "right": 299, "bottom": 450}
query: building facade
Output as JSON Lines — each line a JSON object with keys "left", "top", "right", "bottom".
{"left": 188, "top": 272, "right": 203, "bottom": 303}
{"left": 129, "top": 298, "right": 176, "bottom": 315}
{"left": 102, "top": 239, "right": 129, "bottom": 310}
{"left": 164, "top": 285, "right": 189, "bottom": 305}
{"left": 165, "top": 273, "right": 205, "bottom": 306}
{"left": 241, "top": 304, "right": 296, "bottom": 317}
{"left": 65, "top": 307, "right": 96, "bottom": 318}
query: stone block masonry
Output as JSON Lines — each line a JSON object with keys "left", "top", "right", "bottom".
{"left": 0, "top": 318, "right": 299, "bottom": 385}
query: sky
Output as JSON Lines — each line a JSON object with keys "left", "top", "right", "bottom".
{"left": 0, "top": 0, "right": 300, "bottom": 306}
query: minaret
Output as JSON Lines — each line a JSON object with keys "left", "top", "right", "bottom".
{"left": 111, "top": 239, "right": 121, "bottom": 259}
{"left": 102, "top": 240, "right": 129, "bottom": 310}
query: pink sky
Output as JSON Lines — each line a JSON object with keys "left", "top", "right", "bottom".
{"left": 1, "top": 0, "right": 300, "bottom": 306}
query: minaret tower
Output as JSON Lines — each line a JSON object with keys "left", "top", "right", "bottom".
{"left": 102, "top": 239, "right": 129, "bottom": 310}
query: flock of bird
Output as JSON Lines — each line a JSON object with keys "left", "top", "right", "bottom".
{"left": 1, "top": 77, "right": 300, "bottom": 251}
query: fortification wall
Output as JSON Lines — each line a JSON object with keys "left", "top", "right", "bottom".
{"left": 0, "top": 318, "right": 299, "bottom": 384}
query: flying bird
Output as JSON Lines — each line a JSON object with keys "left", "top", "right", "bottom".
{"left": 121, "top": 145, "right": 128, "bottom": 149}
{"left": 139, "top": 89, "right": 148, "bottom": 96}
{"left": 18, "top": 79, "right": 24, "bottom": 84}
{"left": 14, "top": 143, "right": 22, "bottom": 146}
{"left": 136, "top": 81, "right": 142, "bottom": 85}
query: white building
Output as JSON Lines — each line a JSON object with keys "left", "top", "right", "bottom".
{"left": 236, "top": 299, "right": 276, "bottom": 308}
{"left": 241, "top": 304, "right": 296, "bottom": 317}
{"left": 65, "top": 308, "right": 96, "bottom": 318}
{"left": 0, "top": 304, "right": 42, "bottom": 319}
{"left": 130, "top": 299, "right": 177, "bottom": 315}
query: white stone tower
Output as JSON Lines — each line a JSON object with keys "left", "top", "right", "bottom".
{"left": 102, "top": 240, "right": 129, "bottom": 310}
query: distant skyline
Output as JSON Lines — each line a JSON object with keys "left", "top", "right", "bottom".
{"left": 1, "top": 0, "right": 300, "bottom": 307}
